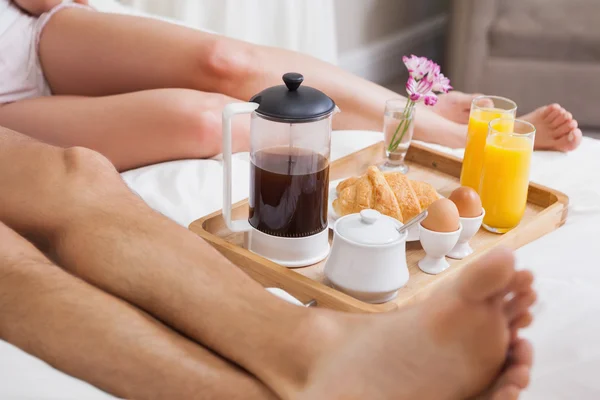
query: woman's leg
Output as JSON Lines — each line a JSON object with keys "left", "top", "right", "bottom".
{"left": 0, "top": 89, "right": 248, "bottom": 170}
{"left": 38, "top": 7, "right": 467, "bottom": 148}
{"left": 0, "top": 222, "right": 274, "bottom": 399}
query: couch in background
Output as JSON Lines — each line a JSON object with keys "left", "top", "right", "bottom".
{"left": 447, "top": 0, "right": 600, "bottom": 128}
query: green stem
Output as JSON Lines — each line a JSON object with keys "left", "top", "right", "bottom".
{"left": 390, "top": 112, "right": 410, "bottom": 149}
{"left": 390, "top": 119, "right": 411, "bottom": 151}
{"left": 387, "top": 99, "right": 415, "bottom": 152}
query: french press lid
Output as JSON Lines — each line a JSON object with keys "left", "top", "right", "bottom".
{"left": 250, "top": 72, "right": 336, "bottom": 122}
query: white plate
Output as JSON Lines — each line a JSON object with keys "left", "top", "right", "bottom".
{"left": 328, "top": 178, "right": 422, "bottom": 242}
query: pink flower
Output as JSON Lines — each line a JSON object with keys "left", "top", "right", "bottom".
{"left": 424, "top": 93, "right": 438, "bottom": 106}
{"left": 403, "top": 55, "right": 433, "bottom": 80}
{"left": 432, "top": 72, "right": 452, "bottom": 94}
{"left": 406, "top": 76, "right": 434, "bottom": 102}
{"left": 426, "top": 62, "right": 441, "bottom": 82}
{"left": 402, "top": 55, "right": 452, "bottom": 107}
{"left": 423, "top": 63, "right": 452, "bottom": 93}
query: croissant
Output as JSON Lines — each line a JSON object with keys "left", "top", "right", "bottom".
{"left": 333, "top": 166, "right": 439, "bottom": 223}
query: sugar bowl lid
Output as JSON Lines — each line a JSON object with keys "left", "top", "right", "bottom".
{"left": 335, "top": 209, "right": 405, "bottom": 245}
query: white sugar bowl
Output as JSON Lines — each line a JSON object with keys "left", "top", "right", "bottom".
{"left": 324, "top": 209, "right": 409, "bottom": 304}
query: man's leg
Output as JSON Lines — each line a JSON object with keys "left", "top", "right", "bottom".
{"left": 0, "top": 126, "right": 536, "bottom": 399}
{"left": 0, "top": 127, "right": 328, "bottom": 397}
{"left": 0, "top": 222, "right": 274, "bottom": 399}
{"left": 0, "top": 89, "right": 248, "bottom": 171}
{"left": 38, "top": 6, "right": 467, "bottom": 148}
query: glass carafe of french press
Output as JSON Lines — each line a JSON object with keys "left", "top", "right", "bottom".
{"left": 222, "top": 73, "right": 339, "bottom": 267}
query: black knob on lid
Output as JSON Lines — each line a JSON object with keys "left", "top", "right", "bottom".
{"left": 283, "top": 72, "right": 303, "bottom": 91}
{"left": 249, "top": 72, "right": 336, "bottom": 122}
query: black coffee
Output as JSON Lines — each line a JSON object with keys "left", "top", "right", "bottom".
{"left": 249, "top": 147, "right": 329, "bottom": 237}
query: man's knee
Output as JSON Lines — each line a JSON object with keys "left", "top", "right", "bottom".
{"left": 63, "top": 146, "right": 115, "bottom": 173}
{"left": 62, "top": 146, "right": 119, "bottom": 184}
{"left": 0, "top": 141, "right": 131, "bottom": 245}
{"left": 60, "top": 146, "right": 130, "bottom": 204}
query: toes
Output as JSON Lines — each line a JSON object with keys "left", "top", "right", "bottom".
{"left": 510, "top": 312, "right": 534, "bottom": 330}
{"left": 542, "top": 103, "right": 561, "bottom": 118}
{"left": 570, "top": 128, "right": 583, "bottom": 145}
{"left": 474, "top": 94, "right": 495, "bottom": 109}
{"left": 509, "top": 338, "right": 534, "bottom": 368}
{"left": 501, "top": 270, "right": 534, "bottom": 299}
{"left": 491, "top": 385, "right": 521, "bottom": 400}
{"left": 551, "top": 129, "right": 583, "bottom": 152}
{"left": 560, "top": 120, "right": 579, "bottom": 136}
{"left": 507, "top": 270, "right": 534, "bottom": 294}
{"left": 458, "top": 248, "right": 516, "bottom": 301}
{"left": 545, "top": 104, "right": 564, "bottom": 122}
{"left": 505, "top": 292, "right": 537, "bottom": 321}
{"left": 478, "top": 339, "right": 532, "bottom": 400}
{"left": 550, "top": 110, "right": 569, "bottom": 128}
{"left": 548, "top": 120, "right": 577, "bottom": 141}
{"left": 490, "top": 342, "right": 532, "bottom": 397}
{"left": 498, "top": 365, "right": 531, "bottom": 391}
{"left": 547, "top": 110, "right": 564, "bottom": 126}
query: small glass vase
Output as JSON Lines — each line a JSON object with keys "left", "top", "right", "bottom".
{"left": 380, "top": 99, "right": 416, "bottom": 174}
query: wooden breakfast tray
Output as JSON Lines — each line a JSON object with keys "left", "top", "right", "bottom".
{"left": 189, "top": 142, "right": 568, "bottom": 313}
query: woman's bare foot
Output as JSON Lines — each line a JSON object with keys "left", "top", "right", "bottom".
{"left": 301, "top": 248, "right": 536, "bottom": 400}
{"left": 521, "top": 104, "right": 582, "bottom": 152}
{"left": 433, "top": 91, "right": 477, "bottom": 124}
{"left": 434, "top": 92, "right": 582, "bottom": 152}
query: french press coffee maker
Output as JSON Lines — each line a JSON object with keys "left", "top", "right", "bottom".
{"left": 222, "top": 73, "right": 339, "bottom": 267}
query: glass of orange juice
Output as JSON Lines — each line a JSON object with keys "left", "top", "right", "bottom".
{"left": 480, "top": 119, "right": 535, "bottom": 233}
{"left": 460, "top": 96, "right": 517, "bottom": 192}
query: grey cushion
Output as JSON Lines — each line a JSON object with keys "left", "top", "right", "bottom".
{"left": 489, "top": 0, "right": 600, "bottom": 62}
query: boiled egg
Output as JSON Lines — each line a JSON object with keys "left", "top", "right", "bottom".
{"left": 448, "top": 187, "right": 483, "bottom": 218}
{"left": 421, "top": 198, "right": 460, "bottom": 232}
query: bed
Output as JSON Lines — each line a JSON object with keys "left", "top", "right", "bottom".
{"left": 1, "top": 1, "right": 600, "bottom": 398}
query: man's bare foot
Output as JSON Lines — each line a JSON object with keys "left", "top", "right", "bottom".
{"left": 521, "top": 104, "right": 582, "bottom": 152}
{"left": 477, "top": 338, "right": 533, "bottom": 400}
{"left": 434, "top": 92, "right": 582, "bottom": 152}
{"left": 301, "top": 248, "right": 536, "bottom": 400}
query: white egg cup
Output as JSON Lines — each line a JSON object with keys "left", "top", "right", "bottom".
{"left": 447, "top": 209, "right": 485, "bottom": 260}
{"left": 418, "top": 223, "right": 462, "bottom": 275}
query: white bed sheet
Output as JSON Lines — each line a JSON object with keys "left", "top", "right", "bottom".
{"left": 2, "top": 130, "right": 599, "bottom": 399}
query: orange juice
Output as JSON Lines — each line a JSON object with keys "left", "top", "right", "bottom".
{"left": 480, "top": 133, "right": 533, "bottom": 232}
{"left": 460, "top": 109, "right": 514, "bottom": 191}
